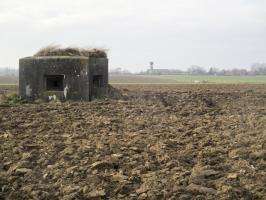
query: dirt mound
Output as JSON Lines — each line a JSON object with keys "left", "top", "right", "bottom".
{"left": 0, "top": 84, "right": 265, "bottom": 199}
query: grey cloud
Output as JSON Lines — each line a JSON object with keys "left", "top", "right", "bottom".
{"left": 0, "top": 0, "right": 265, "bottom": 71}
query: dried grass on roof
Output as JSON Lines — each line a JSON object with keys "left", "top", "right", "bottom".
{"left": 34, "top": 45, "right": 107, "bottom": 58}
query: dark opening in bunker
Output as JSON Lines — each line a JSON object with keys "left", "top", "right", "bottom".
{"left": 93, "top": 75, "right": 103, "bottom": 87}
{"left": 45, "top": 75, "right": 64, "bottom": 91}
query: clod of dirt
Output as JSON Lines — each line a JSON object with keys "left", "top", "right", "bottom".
{"left": 87, "top": 189, "right": 106, "bottom": 198}
{"left": 189, "top": 165, "right": 220, "bottom": 185}
{"left": 90, "top": 161, "right": 114, "bottom": 170}
{"left": 186, "top": 183, "right": 217, "bottom": 195}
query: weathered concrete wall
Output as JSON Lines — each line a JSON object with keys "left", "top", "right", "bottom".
{"left": 19, "top": 56, "right": 108, "bottom": 101}
{"left": 88, "top": 57, "right": 109, "bottom": 99}
{"left": 19, "top": 56, "right": 89, "bottom": 101}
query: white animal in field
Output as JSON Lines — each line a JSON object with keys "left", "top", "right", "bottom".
{"left": 194, "top": 80, "right": 200, "bottom": 84}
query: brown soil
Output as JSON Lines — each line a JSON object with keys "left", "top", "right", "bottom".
{"left": 0, "top": 84, "right": 266, "bottom": 200}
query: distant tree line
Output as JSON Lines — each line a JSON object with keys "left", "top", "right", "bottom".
{"left": 0, "top": 67, "right": 18, "bottom": 76}
{"left": 109, "top": 67, "right": 132, "bottom": 75}
{"left": 187, "top": 63, "right": 266, "bottom": 76}
{"left": 137, "top": 63, "right": 266, "bottom": 76}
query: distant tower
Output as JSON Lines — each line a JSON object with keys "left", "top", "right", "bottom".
{"left": 150, "top": 61, "right": 154, "bottom": 71}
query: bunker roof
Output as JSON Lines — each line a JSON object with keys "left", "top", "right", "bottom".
{"left": 33, "top": 45, "right": 107, "bottom": 58}
{"left": 21, "top": 56, "right": 89, "bottom": 60}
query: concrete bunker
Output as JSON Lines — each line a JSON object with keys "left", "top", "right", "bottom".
{"left": 19, "top": 47, "right": 108, "bottom": 101}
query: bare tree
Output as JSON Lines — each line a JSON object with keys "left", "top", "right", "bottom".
{"left": 187, "top": 65, "right": 206, "bottom": 75}
{"left": 250, "top": 63, "right": 266, "bottom": 75}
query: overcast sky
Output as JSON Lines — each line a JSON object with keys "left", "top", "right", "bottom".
{"left": 0, "top": 0, "right": 265, "bottom": 72}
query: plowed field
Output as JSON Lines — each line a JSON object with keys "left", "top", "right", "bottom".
{"left": 1, "top": 84, "right": 266, "bottom": 200}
